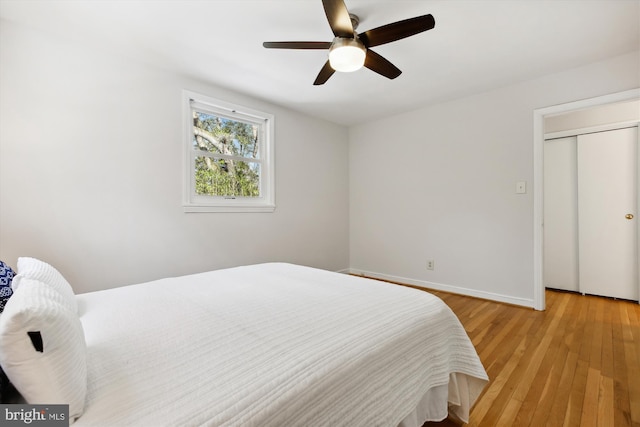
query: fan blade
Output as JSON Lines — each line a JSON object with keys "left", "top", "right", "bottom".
{"left": 322, "top": 0, "right": 353, "bottom": 38}
{"left": 263, "top": 41, "right": 332, "bottom": 49}
{"left": 313, "top": 60, "right": 336, "bottom": 85}
{"left": 364, "top": 50, "right": 402, "bottom": 80}
{"left": 359, "top": 14, "right": 435, "bottom": 48}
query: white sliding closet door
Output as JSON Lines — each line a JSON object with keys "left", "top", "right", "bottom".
{"left": 544, "top": 137, "right": 579, "bottom": 291}
{"left": 578, "top": 127, "right": 638, "bottom": 300}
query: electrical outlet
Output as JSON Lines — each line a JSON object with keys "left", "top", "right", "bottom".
{"left": 426, "top": 260, "right": 434, "bottom": 270}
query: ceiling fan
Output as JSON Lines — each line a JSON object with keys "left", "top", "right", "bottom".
{"left": 263, "top": 0, "right": 435, "bottom": 85}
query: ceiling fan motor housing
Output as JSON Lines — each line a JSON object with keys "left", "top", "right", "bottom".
{"left": 329, "top": 36, "right": 366, "bottom": 72}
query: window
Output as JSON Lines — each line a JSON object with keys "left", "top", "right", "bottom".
{"left": 183, "top": 90, "right": 275, "bottom": 212}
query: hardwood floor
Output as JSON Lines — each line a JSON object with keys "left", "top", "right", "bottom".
{"left": 419, "top": 288, "right": 640, "bottom": 427}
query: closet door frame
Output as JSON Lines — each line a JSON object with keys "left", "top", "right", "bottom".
{"left": 533, "top": 88, "right": 640, "bottom": 311}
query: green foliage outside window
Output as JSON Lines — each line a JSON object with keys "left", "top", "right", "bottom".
{"left": 193, "top": 111, "right": 261, "bottom": 197}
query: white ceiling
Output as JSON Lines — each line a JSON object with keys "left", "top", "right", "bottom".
{"left": 1, "top": 0, "right": 638, "bottom": 126}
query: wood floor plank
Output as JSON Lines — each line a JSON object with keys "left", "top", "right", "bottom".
{"left": 547, "top": 294, "right": 588, "bottom": 425}
{"left": 546, "top": 292, "right": 588, "bottom": 426}
{"left": 588, "top": 298, "right": 605, "bottom": 374}
{"left": 465, "top": 335, "right": 529, "bottom": 427}
{"left": 620, "top": 303, "right": 640, "bottom": 426}
{"left": 523, "top": 294, "right": 577, "bottom": 426}
{"left": 598, "top": 300, "right": 615, "bottom": 427}
{"left": 562, "top": 359, "right": 588, "bottom": 427}
{"left": 561, "top": 296, "right": 594, "bottom": 427}
{"left": 473, "top": 306, "right": 556, "bottom": 424}
{"left": 601, "top": 300, "right": 614, "bottom": 379}
{"left": 581, "top": 367, "right": 600, "bottom": 427}
{"left": 512, "top": 293, "right": 571, "bottom": 403}
{"left": 598, "top": 375, "right": 615, "bottom": 427}
{"left": 547, "top": 351, "right": 580, "bottom": 427}
{"left": 476, "top": 307, "right": 525, "bottom": 365}
{"left": 612, "top": 300, "right": 632, "bottom": 427}
{"left": 466, "top": 304, "right": 500, "bottom": 347}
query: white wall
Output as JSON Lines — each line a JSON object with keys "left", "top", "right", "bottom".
{"left": 349, "top": 52, "right": 640, "bottom": 307}
{"left": 0, "top": 20, "right": 350, "bottom": 293}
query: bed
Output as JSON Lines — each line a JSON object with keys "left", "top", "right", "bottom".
{"left": 0, "top": 259, "right": 488, "bottom": 426}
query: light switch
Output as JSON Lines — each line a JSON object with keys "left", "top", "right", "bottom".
{"left": 516, "top": 181, "right": 526, "bottom": 194}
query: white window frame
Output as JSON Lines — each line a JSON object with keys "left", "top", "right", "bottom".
{"left": 182, "top": 90, "right": 275, "bottom": 213}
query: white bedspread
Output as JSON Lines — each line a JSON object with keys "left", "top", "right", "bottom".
{"left": 74, "top": 263, "right": 487, "bottom": 426}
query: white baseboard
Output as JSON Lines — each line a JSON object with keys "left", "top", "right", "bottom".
{"left": 346, "top": 268, "right": 535, "bottom": 309}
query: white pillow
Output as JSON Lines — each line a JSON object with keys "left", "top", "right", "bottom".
{"left": 14, "top": 257, "right": 77, "bottom": 313}
{"left": 0, "top": 278, "right": 87, "bottom": 422}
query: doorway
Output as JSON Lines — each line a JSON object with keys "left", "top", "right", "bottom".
{"left": 533, "top": 88, "right": 640, "bottom": 311}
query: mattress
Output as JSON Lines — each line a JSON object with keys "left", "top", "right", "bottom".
{"left": 74, "top": 263, "right": 487, "bottom": 426}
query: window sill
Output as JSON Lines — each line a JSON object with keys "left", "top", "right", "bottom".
{"left": 183, "top": 204, "right": 276, "bottom": 213}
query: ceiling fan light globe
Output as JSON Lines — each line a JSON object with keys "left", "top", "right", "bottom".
{"left": 329, "top": 39, "right": 366, "bottom": 72}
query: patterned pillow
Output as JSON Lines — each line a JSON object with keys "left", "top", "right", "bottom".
{"left": 0, "top": 260, "right": 17, "bottom": 402}
{"left": 0, "top": 260, "right": 15, "bottom": 312}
